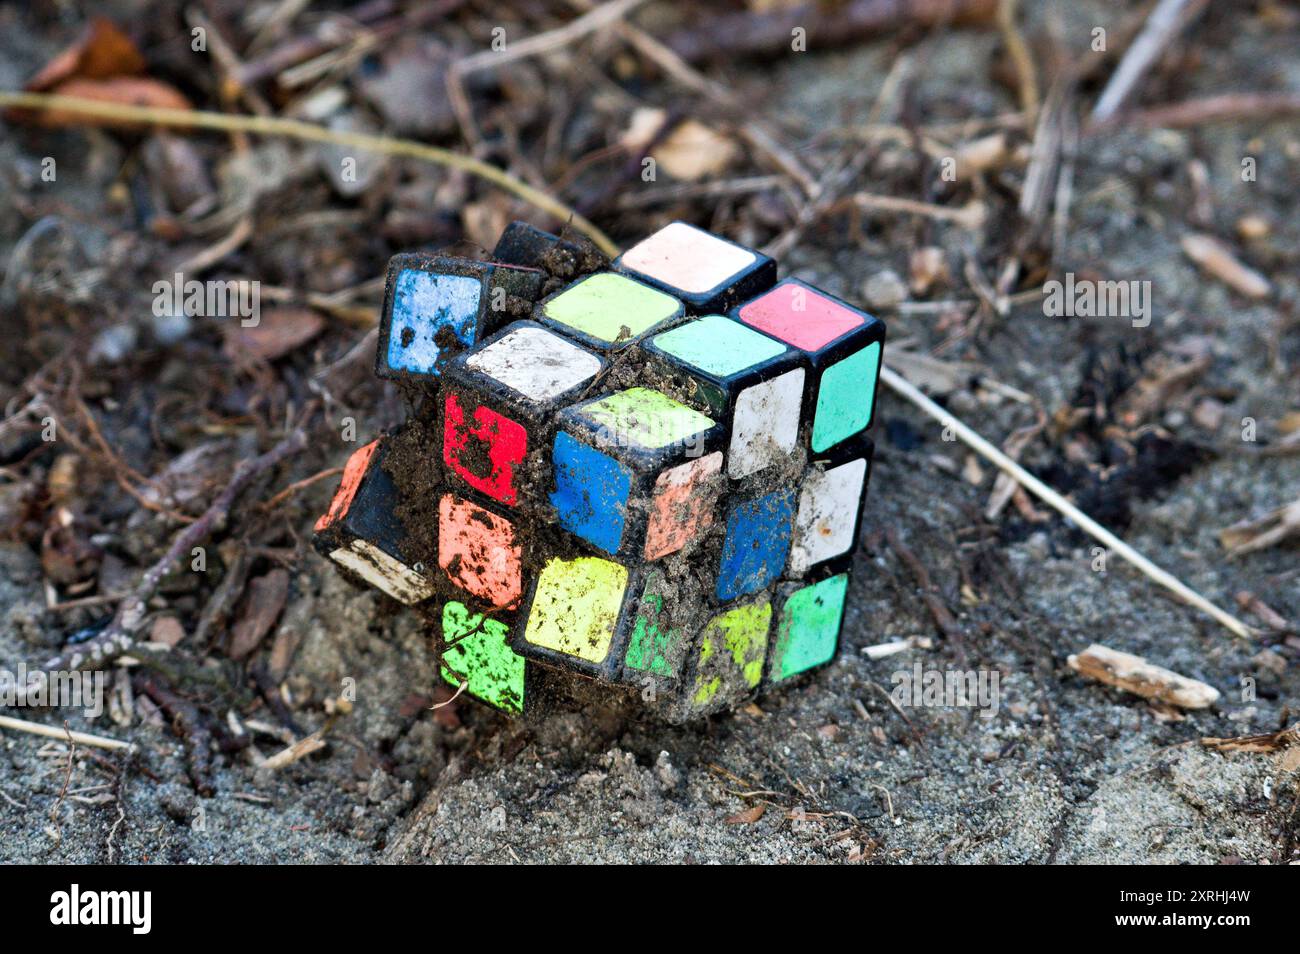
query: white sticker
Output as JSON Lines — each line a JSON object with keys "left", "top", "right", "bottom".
{"left": 728, "top": 368, "right": 804, "bottom": 478}
{"left": 329, "top": 540, "right": 435, "bottom": 604}
{"left": 789, "top": 456, "right": 868, "bottom": 573}
{"left": 467, "top": 326, "right": 603, "bottom": 402}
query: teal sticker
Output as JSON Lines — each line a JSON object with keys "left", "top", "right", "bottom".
{"left": 812, "top": 342, "right": 880, "bottom": 452}
{"left": 653, "top": 315, "right": 786, "bottom": 378}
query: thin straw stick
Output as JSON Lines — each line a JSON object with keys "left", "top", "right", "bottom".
{"left": 0, "top": 714, "right": 134, "bottom": 751}
{"left": 878, "top": 365, "right": 1256, "bottom": 639}
{"left": 0, "top": 91, "right": 619, "bottom": 257}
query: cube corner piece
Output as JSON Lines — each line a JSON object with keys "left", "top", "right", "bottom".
{"left": 615, "top": 221, "right": 776, "bottom": 314}
{"left": 731, "top": 278, "right": 886, "bottom": 453}
{"left": 376, "top": 252, "right": 546, "bottom": 383}
{"left": 313, "top": 438, "right": 436, "bottom": 605}
{"left": 439, "top": 599, "right": 530, "bottom": 715}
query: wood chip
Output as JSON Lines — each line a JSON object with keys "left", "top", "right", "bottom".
{"left": 1067, "top": 643, "right": 1219, "bottom": 709}
{"left": 257, "top": 729, "right": 326, "bottom": 773}
{"left": 1181, "top": 233, "right": 1271, "bottom": 299}
{"left": 1218, "top": 498, "right": 1300, "bottom": 556}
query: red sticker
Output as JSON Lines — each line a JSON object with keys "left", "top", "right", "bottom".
{"left": 443, "top": 392, "right": 528, "bottom": 505}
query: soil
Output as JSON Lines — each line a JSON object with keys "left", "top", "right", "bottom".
{"left": 0, "top": 1, "right": 1296, "bottom": 864}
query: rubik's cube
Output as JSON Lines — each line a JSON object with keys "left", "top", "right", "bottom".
{"left": 314, "top": 221, "right": 885, "bottom": 721}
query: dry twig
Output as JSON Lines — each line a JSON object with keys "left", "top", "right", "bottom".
{"left": 41, "top": 428, "right": 309, "bottom": 673}
{"left": 878, "top": 365, "right": 1257, "bottom": 639}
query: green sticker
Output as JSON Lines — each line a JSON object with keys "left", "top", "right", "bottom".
{"left": 774, "top": 574, "right": 848, "bottom": 680}
{"left": 625, "top": 575, "right": 681, "bottom": 677}
{"left": 692, "top": 600, "right": 771, "bottom": 705}
{"left": 542, "top": 273, "right": 681, "bottom": 344}
{"left": 441, "top": 601, "right": 526, "bottom": 713}
{"left": 812, "top": 342, "right": 880, "bottom": 451}
{"left": 579, "top": 387, "right": 715, "bottom": 451}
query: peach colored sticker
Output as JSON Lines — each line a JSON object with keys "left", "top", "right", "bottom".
{"left": 314, "top": 440, "right": 379, "bottom": 532}
{"left": 438, "top": 494, "right": 523, "bottom": 609}
{"left": 621, "top": 222, "right": 757, "bottom": 295}
{"left": 644, "top": 451, "right": 723, "bottom": 560}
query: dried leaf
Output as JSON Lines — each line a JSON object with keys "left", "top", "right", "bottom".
{"left": 725, "top": 804, "right": 767, "bottom": 825}
{"left": 26, "top": 17, "right": 146, "bottom": 92}
{"left": 148, "top": 616, "right": 186, "bottom": 648}
{"left": 31, "top": 77, "right": 192, "bottom": 128}
{"left": 624, "top": 108, "right": 738, "bottom": 181}
{"left": 228, "top": 569, "right": 290, "bottom": 661}
{"left": 223, "top": 308, "right": 326, "bottom": 362}
{"left": 1181, "top": 233, "right": 1271, "bottom": 299}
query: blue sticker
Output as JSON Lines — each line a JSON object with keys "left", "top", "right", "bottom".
{"left": 385, "top": 270, "right": 481, "bottom": 376}
{"left": 550, "top": 433, "right": 631, "bottom": 554}
{"left": 717, "top": 489, "right": 795, "bottom": 601}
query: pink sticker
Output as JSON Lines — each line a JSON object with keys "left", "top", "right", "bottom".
{"left": 738, "top": 282, "right": 863, "bottom": 352}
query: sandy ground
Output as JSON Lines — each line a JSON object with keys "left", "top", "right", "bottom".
{"left": 0, "top": 1, "right": 1297, "bottom": 863}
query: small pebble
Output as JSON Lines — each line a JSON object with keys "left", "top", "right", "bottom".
{"left": 861, "top": 269, "right": 907, "bottom": 310}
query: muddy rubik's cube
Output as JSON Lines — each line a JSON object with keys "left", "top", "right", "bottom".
{"left": 314, "top": 221, "right": 885, "bottom": 721}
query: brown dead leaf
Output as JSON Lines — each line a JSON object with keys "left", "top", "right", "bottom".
{"left": 228, "top": 569, "right": 290, "bottom": 660}
{"left": 148, "top": 615, "right": 186, "bottom": 648}
{"left": 725, "top": 803, "right": 767, "bottom": 825}
{"left": 26, "top": 17, "right": 146, "bottom": 92}
{"left": 32, "top": 77, "right": 192, "bottom": 128}
{"left": 223, "top": 308, "right": 326, "bottom": 362}
{"left": 1218, "top": 498, "right": 1300, "bottom": 556}
{"left": 623, "top": 108, "right": 738, "bottom": 181}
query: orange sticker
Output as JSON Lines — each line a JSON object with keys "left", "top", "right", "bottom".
{"left": 438, "top": 493, "right": 523, "bottom": 609}
{"left": 314, "top": 440, "right": 379, "bottom": 532}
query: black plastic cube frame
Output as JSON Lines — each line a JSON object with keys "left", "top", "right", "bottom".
{"left": 639, "top": 319, "right": 811, "bottom": 425}
{"left": 553, "top": 392, "right": 728, "bottom": 563}
{"left": 490, "top": 220, "right": 594, "bottom": 271}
